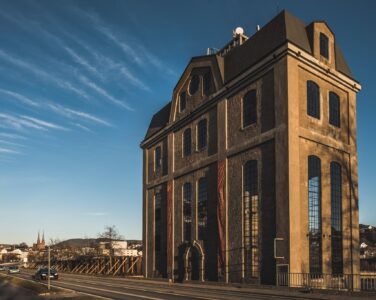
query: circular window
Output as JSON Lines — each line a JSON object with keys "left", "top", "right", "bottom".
{"left": 188, "top": 75, "right": 199, "bottom": 95}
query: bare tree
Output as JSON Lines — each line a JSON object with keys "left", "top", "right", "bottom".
{"left": 98, "top": 225, "right": 124, "bottom": 241}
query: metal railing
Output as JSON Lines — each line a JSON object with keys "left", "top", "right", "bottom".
{"left": 277, "top": 272, "right": 376, "bottom": 292}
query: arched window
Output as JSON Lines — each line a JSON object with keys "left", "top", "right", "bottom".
{"left": 183, "top": 128, "right": 191, "bottom": 157}
{"left": 307, "top": 81, "right": 320, "bottom": 119}
{"left": 179, "top": 91, "right": 186, "bottom": 112}
{"left": 320, "top": 33, "right": 329, "bottom": 59}
{"left": 243, "top": 90, "right": 257, "bottom": 127}
{"left": 189, "top": 75, "right": 199, "bottom": 95}
{"left": 330, "top": 162, "right": 343, "bottom": 275}
{"left": 154, "top": 146, "right": 162, "bottom": 171}
{"left": 197, "top": 177, "right": 207, "bottom": 241}
{"left": 329, "top": 92, "right": 340, "bottom": 127}
{"left": 197, "top": 119, "right": 207, "bottom": 150}
{"left": 183, "top": 183, "right": 192, "bottom": 242}
{"left": 243, "top": 160, "right": 259, "bottom": 278}
{"left": 308, "top": 155, "right": 322, "bottom": 274}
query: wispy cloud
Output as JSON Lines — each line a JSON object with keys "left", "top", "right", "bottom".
{"left": 82, "top": 212, "right": 108, "bottom": 216}
{"left": 0, "top": 133, "right": 27, "bottom": 140}
{"left": 80, "top": 10, "right": 176, "bottom": 76}
{"left": 0, "top": 147, "right": 21, "bottom": 154}
{"left": 21, "top": 116, "right": 69, "bottom": 131}
{"left": 72, "top": 123, "right": 94, "bottom": 133}
{"left": 79, "top": 75, "right": 133, "bottom": 110}
{"left": 47, "top": 103, "right": 112, "bottom": 126}
{"left": 0, "top": 139, "right": 25, "bottom": 148}
{"left": 64, "top": 46, "right": 104, "bottom": 80}
{"left": 0, "top": 88, "right": 39, "bottom": 107}
{"left": 0, "top": 49, "right": 89, "bottom": 100}
{"left": 0, "top": 113, "right": 68, "bottom": 132}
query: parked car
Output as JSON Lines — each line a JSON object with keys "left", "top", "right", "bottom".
{"left": 7, "top": 266, "right": 20, "bottom": 274}
{"left": 0, "top": 266, "right": 6, "bottom": 271}
{"left": 34, "top": 268, "right": 58, "bottom": 280}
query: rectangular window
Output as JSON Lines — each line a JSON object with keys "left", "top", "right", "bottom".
{"left": 183, "top": 183, "right": 192, "bottom": 242}
{"left": 154, "top": 146, "right": 162, "bottom": 171}
{"left": 197, "top": 177, "right": 207, "bottom": 241}
{"left": 331, "top": 162, "right": 343, "bottom": 275}
{"left": 179, "top": 91, "right": 186, "bottom": 112}
{"left": 183, "top": 128, "right": 191, "bottom": 157}
{"left": 197, "top": 119, "right": 207, "bottom": 150}
{"left": 243, "top": 160, "right": 259, "bottom": 278}
{"left": 320, "top": 33, "right": 329, "bottom": 59}
{"left": 243, "top": 90, "right": 257, "bottom": 127}
{"left": 329, "top": 92, "right": 340, "bottom": 127}
{"left": 308, "top": 155, "right": 322, "bottom": 275}
{"left": 154, "top": 192, "right": 162, "bottom": 274}
{"left": 307, "top": 81, "right": 320, "bottom": 119}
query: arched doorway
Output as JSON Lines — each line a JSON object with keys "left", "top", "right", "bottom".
{"left": 183, "top": 240, "right": 205, "bottom": 282}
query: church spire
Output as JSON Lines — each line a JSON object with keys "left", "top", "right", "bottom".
{"left": 37, "top": 231, "right": 40, "bottom": 244}
{"left": 42, "top": 231, "right": 45, "bottom": 243}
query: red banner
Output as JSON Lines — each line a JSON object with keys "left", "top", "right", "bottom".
{"left": 167, "top": 181, "right": 173, "bottom": 272}
{"left": 217, "top": 160, "right": 226, "bottom": 271}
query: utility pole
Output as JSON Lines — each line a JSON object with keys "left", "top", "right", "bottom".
{"left": 48, "top": 246, "right": 50, "bottom": 291}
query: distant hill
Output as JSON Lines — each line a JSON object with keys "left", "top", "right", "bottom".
{"left": 54, "top": 238, "right": 142, "bottom": 249}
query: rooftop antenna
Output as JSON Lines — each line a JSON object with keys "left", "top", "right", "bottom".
{"left": 233, "top": 26, "right": 244, "bottom": 37}
{"left": 256, "top": 25, "right": 260, "bottom": 31}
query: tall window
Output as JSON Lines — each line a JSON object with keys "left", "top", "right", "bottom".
{"left": 183, "top": 183, "right": 192, "bottom": 242}
{"left": 183, "top": 128, "right": 191, "bottom": 157}
{"left": 197, "top": 119, "right": 207, "bottom": 150}
{"left": 320, "top": 33, "right": 329, "bottom": 59}
{"left": 197, "top": 177, "right": 207, "bottom": 241}
{"left": 243, "top": 90, "right": 257, "bottom": 127}
{"left": 307, "top": 81, "right": 320, "bottom": 119}
{"left": 329, "top": 92, "right": 340, "bottom": 127}
{"left": 331, "top": 162, "right": 343, "bottom": 275}
{"left": 154, "top": 192, "right": 162, "bottom": 274}
{"left": 308, "top": 155, "right": 322, "bottom": 274}
{"left": 154, "top": 146, "right": 162, "bottom": 171}
{"left": 179, "top": 91, "right": 186, "bottom": 112}
{"left": 203, "top": 72, "right": 211, "bottom": 95}
{"left": 189, "top": 75, "right": 199, "bottom": 95}
{"left": 243, "top": 160, "right": 259, "bottom": 278}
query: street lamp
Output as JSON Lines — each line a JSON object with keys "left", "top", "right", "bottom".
{"left": 47, "top": 245, "right": 50, "bottom": 291}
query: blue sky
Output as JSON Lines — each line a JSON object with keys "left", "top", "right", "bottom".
{"left": 0, "top": 0, "right": 375, "bottom": 245}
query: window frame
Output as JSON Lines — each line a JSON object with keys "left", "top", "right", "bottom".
{"left": 182, "top": 182, "right": 192, "bottom": 242}
{"left": 183, "top": 128, "right": 192, "bottom": 157}
{"left": 197, "top": 177, "right": 208, "bottom": 241}
{"left": 188, "top": 75, "right": 200, "bottom": 95}
{"left": 329, "top": 91, "right": 340, "bottom": 128}
{"left": 242, "top": 89, "right": 257, "bottom": 128}
{"left": 154, "top": 146, "right": 162, "bottom": 172}
{"left": 308, "top": 155, "right": 323, "bottom": 275}
{"left": 196, "top": 119, "right": 207, "bottom": 151}
{"left": 307, "top": 80, "right": 320, "bottom": 119}
{"left": 179, "top": 91, "right": 187, "bottom": 113}
{"left": 320, "top": 33, "right": 329, "bottom": 60}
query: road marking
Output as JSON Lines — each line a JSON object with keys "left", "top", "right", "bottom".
{"left": 51, "top": 281, "right": 167, "bottom": 300}
{"left": 5, "top": 274, "right": 111, "bottom": 300}
{"left": 59, "top": 277, "right": 220, "bottom": 300}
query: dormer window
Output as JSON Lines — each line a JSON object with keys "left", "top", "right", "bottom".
{"left": 179, "top": 91, "right": 186, "bottom": 112}
{"left": 189, "top": 75, "right": 199, "bottom": 95}
{"left": 203, "top": 72, "right": 211, "bottom": 95}
{"left": 320, "top": 33, "right": 329, "bottom": 59}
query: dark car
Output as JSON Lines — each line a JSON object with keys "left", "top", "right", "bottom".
{"left": 34, "top": 268, "right": 58, "bottom": 280}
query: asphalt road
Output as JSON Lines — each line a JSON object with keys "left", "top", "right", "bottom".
{"left": 7, "top": 269, "right": 342, "bottom": 300}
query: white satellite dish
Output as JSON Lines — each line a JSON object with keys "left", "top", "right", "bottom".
{"left": 234, "top": 27, "right": 244, "bottom": 35}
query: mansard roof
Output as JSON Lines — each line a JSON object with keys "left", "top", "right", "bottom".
{"left": 142, "top": 10, "right": 353, "bottom": 144}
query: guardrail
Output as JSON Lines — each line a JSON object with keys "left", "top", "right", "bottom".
{"left": 277, "top": 272, "right": 376, "bottom": 292}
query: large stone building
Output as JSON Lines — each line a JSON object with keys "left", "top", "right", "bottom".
{"left": 141, "top": 11, "right": 361, "bottom": 285}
